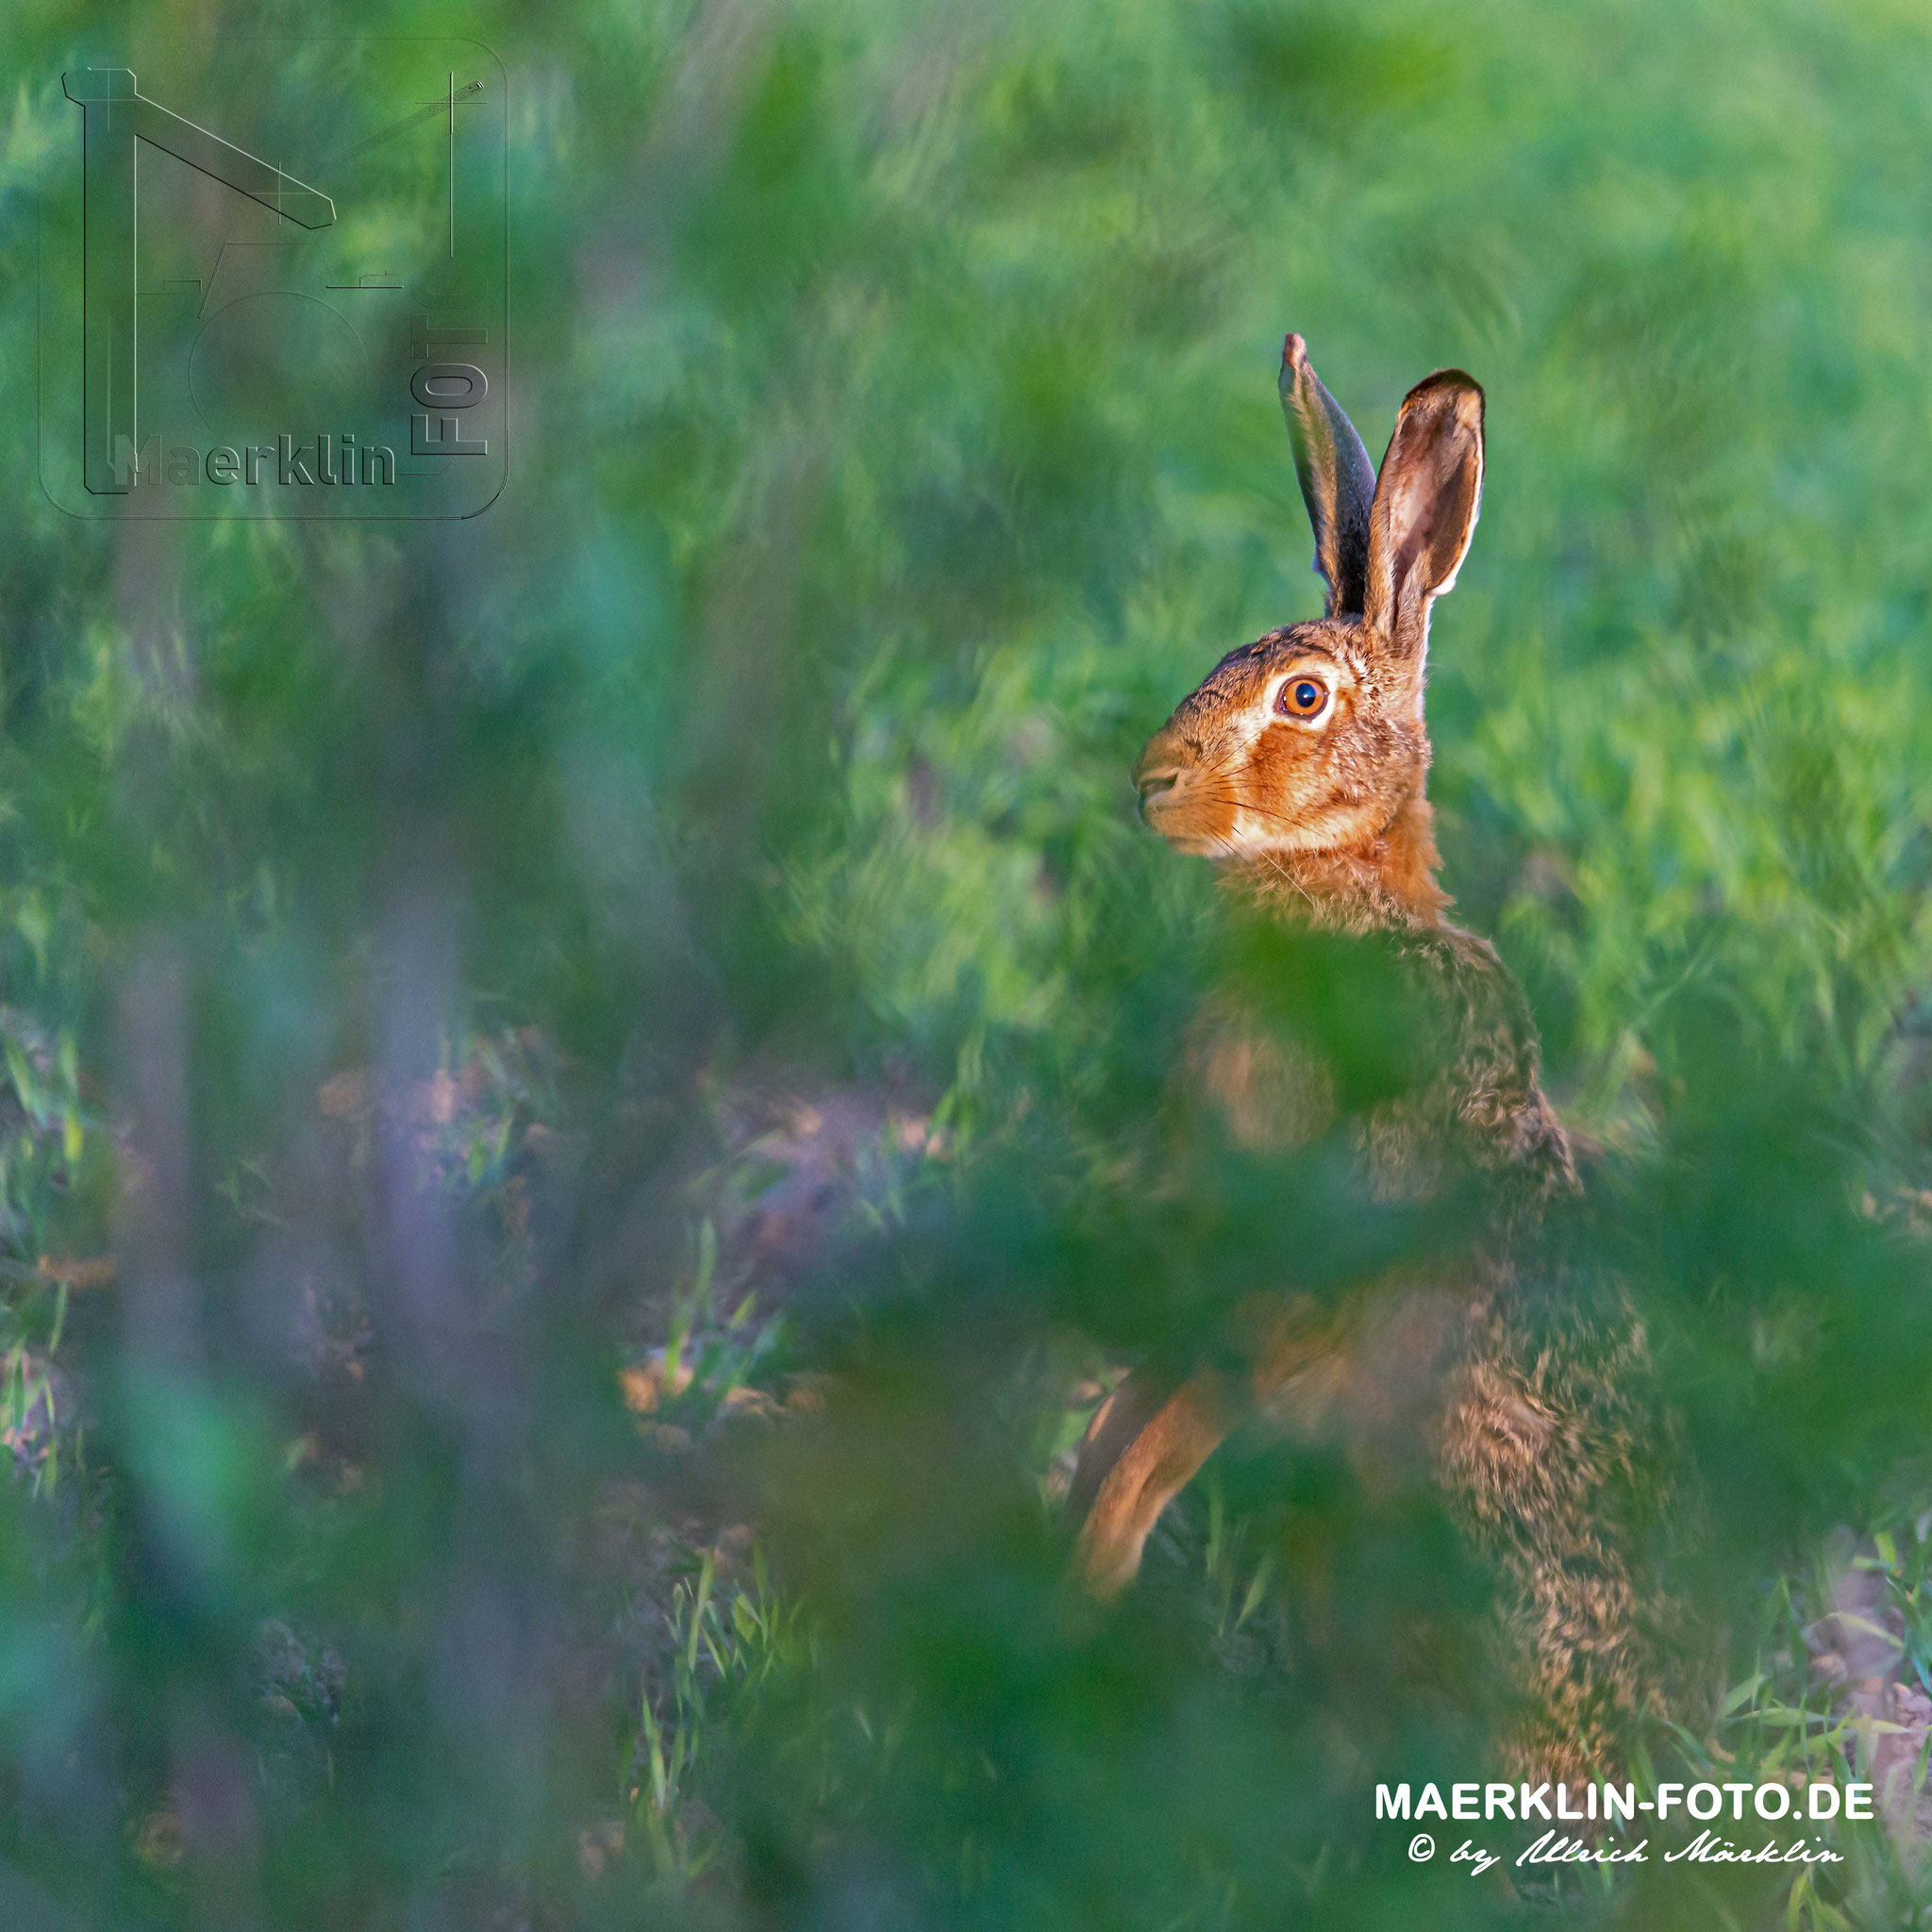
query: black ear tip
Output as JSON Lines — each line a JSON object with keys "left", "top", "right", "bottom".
{"left": 1405, "top": 368, "right": 1485, "bottom": 416}
{"left": 1279, "top": 332, "right": 1314, "bottom": 404}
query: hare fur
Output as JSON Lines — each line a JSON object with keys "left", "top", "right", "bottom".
{"left": 1073, "top": 335, "right": 1694, "bottom": 1788}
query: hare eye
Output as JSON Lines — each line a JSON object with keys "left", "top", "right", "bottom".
{"left": 1276, "top": 676, "right": 1328, "bottom": 720}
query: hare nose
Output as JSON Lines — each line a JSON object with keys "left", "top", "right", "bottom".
{"left": 1135, "top": 765, "right": 1182, "bottom": 817}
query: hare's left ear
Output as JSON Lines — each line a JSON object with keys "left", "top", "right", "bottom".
{"left": 1362, "top": 370, "right": 1484, "bottom": 693}
{"left": 1279, "top": 333, "right": 1377, "bottom": 619}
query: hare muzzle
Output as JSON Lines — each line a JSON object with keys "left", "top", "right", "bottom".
{"left": 1132, "top": 725, "right": 1228, "bottom": 854}
{"left": 1132, "top": 736, "right": 1183, "bottom": 815}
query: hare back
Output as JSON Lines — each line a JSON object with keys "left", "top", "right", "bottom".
{"left": 1243, "top": 1270, "right": 1696, "bottom": 1784}
{"left": 1187, "top": 910, "right": 1575, "bottom": 1207}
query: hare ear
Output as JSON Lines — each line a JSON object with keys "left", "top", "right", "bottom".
{"left": 1279, "top": 333, "right": 1377, "bottom": 619}
{"left": 1362, "top": 370, "right": 1485, "bottom": 691}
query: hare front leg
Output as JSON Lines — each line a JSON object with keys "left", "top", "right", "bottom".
{"left": 1070, "top": 1298, "right": 1343, "bottom": 1595}
{"left": 1072, "top": 1368, "right": 1243, "bottom": 1597}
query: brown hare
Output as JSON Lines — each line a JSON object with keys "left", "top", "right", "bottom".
{"left": 1071, "top": 335, "right": 1690, "bottom": 1787}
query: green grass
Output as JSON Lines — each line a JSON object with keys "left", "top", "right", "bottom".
{"left": 4, "top": 0, "right": 1932, "bottom": 1924}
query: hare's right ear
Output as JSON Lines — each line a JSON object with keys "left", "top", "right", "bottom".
{"left": 1360, "top": 369, "right": 1485, "bottom": 695}
{"left": 1279, "top": 334, "right": 1377, "bottom": 619}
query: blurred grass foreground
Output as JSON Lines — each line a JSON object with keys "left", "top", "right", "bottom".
{"left": 8, "top": 0, "right": 1932, "bottom": 1925}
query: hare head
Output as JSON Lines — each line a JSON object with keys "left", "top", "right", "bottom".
{"left": 1134, "top": 336, "right": 1485, "bottom": 922}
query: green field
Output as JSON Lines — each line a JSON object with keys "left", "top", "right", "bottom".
{"left": 5, "top": 0, "right": 1932, "bottom": 1924}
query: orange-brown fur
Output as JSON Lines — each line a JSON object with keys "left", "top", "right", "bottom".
{"left": 1074, "top": 335, "right": 1696, "bottom": 1788}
